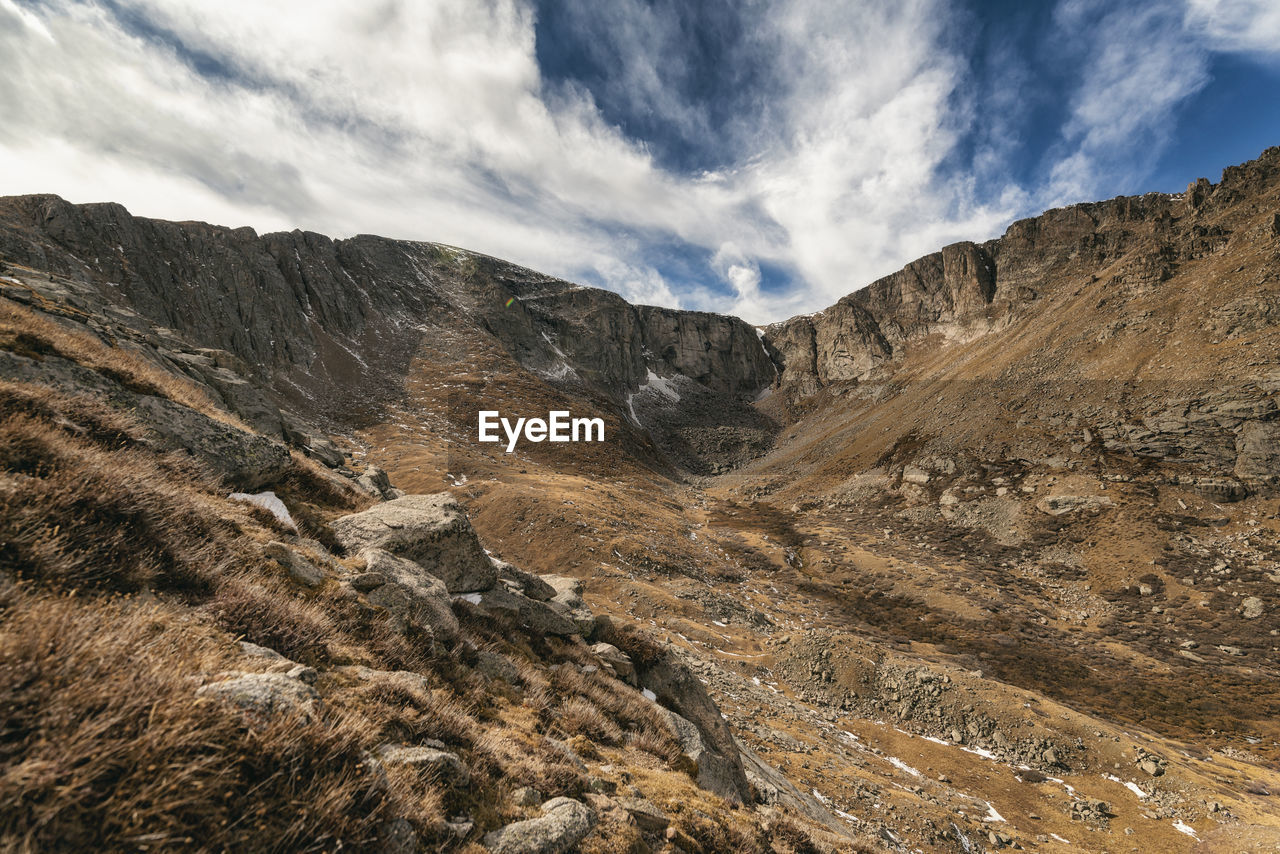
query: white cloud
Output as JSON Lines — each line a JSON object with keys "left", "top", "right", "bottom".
{"left": 1184, "top": 0, "right": 1280, "bottom": 57}
{"left": 0, "top": 0, "right": 1273, "bottom": 326}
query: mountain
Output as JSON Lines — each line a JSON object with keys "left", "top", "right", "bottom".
{"left": 2, "top": 146, "right": 1280, "bottom": 853}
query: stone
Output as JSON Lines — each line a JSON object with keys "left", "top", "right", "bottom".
{"left": 379, "top": 818, "right": 418, "bottom": 854}
{"left": 475, "top": 586, "right": 579, "bottom": 637}
{"left": 361, "top": 548, "right": 461, "bottom": 644}
{"left": 617, "top": 797, "right": 668, "bottom": 833}
{"left": 349, "top": 571, "right": 387, "bottom": 592}
{"left": 481, "top": 797, "right": 595, "bottom": 854}
{"left": 591, "top": 642, "right": 637, "bottom": 685}
{"left": 592, "top": 620, "right": 751, "bottom": 804}
{"left": 1036, "top": 495, "right": 1114, "bottom": 515}
{"left": 306, "top": 436, "right": 345, "bottom": 468}
{"left": 475, "top": 650, "right": 521, "bottom": 684}
{"left": 1241, "top": 596, "right": 1265, "bottom": 619}
{"left": 238, "top": 641, "right": 286, "bottom": 661}
{"left": 902, "top": 465, "right": 931, "bottom": 485}
{"left": 262, "top": 540, "right": 326, "bottom": 587}
{"left": 512, "top": 786, "right": 543, "bottom": 807}
{"left": 493, "top": 559, "right": 556, "bottom": 601}
{"left": 376, "top": 744, "right": 469, "bottom": 786}
{"left": 330, "top": 494, "right": 496, "bottom": 593}
{"left": 196, "top": 671, "right": 319, "bottom": 720}
{"left": 287, "top": 664, "right": 318, "bottom": 685}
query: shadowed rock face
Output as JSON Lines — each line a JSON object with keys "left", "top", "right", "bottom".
{"left": 0, "top": 195, "right": 775, "bottom": 442}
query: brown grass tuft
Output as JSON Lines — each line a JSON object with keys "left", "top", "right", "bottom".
{"left": 205, "top": 575, "right": 338, "bottom": 664}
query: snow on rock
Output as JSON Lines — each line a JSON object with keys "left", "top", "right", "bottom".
{"left": 228, "top": 491, "right": 296, "bottom": 530}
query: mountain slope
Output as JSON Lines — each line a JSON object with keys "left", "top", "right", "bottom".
{"left": 3, "top": 146, "right": 1280, "bottom": 853}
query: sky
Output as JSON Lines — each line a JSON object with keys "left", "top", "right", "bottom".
{"left": 1, "top": 1, "right": 1278, "bottom": 323}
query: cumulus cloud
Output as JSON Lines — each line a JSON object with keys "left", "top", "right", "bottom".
{"left": 0, "top": 0, "right": 1276, "bottom": 325}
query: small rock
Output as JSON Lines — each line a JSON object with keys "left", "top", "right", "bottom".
{"left": 512, "top": 786, "right": 543, "bottom": 807}
{"left": 617, "top": 797, "right": 669, "bottom": 833}
{"left": 196, "top": 671, "right": 319, "bottom": 720}
{"left": 376, "top": 744, "right": 470, "bottom": 786}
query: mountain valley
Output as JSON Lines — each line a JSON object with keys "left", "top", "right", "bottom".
{"left": 3, "top": 147, "right": 1280, "bottom": 853}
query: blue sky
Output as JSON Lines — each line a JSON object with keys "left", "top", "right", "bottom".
{"left": 1, "top": 0, "right": 1278, "bottom": 323}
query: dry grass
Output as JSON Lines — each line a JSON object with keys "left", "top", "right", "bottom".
{"left": 0, "top": 402, "right": 230, "bottom": 595}
{"left": 0, "top": 360, "right": 830, "bottom": 850}
{"left": 0, "top": 592, "right": 406, "bottom": 852}
{"left": 205, "top": 575, "right": 339, "bottom": 664}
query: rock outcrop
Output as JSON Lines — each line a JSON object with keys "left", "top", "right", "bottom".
{"left": 330, "top": 494, "right": 496, "bottom": 593}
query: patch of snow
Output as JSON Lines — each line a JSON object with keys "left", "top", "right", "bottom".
{"left": 640, "top": 369, "right": 680, "bottom": 401}
{"left": 1103, "top": 774, "right": 1147, "bottom": 799}
{"left": 641, "top": 688, "right": 657, "bottom": 702}
{"left": 228, "top": 491, "right": 295, "bottom": 530}
{"left": 712, "top": 620, "right": 728, "bottom": 627}
{"left": 982, "top": 803, "right": 1006, "bottom": 823}
{"left": 920, "top": 735, "right": 951, "bottom": 746}
{"left": 887, "top": 756, "right": 922, "bottom": 777}
{"left": 542, "top": 361, "right": 579, "bottom": 381}
{"left": 1173, "top": 821, "right": 1197, "bottom": 838}
{"left": 457, "top": 593, "right": 483, "bottom": 604}
{"left": 1049, "top": 833, "right": 1071, "bottom": 844}
{"left": 960, "top": 745, "right": 998, "bottom": 760}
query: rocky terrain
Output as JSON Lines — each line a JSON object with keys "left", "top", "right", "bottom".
{"left": 3, "top": 146, "right": 1280, "bottom": 853}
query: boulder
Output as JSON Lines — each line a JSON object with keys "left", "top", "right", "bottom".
{"left": 475, "top": 586, "right": 579, "bottom": 637}
{"left": 475, "top": 649, "right": 521, "bottom": 684}
{"left": 482, "top": 797, "right": 595, "bottom": 854}
{"left": 361, "top": 548, "right": 461, "bottom": 644}
{"left": 493, "top": 559, "right": 556, "bottom": 601}
{"left": 330, "top": 494, "right": 496, "bottom": 593}
{"left": 543, "top": 575, "right": 595, "bottom": 635}
{"left": 305, "top": 435, "right": 345, "bottom": 468}
{"left": 1236, "top": 421, "right": 1280, "bottom": 486}
{"left": 616, "top": 797, "right": 668, "bottom": 833}
{"left": 262, "top": 540, "right": 326, "bottom": 587}
{"left": 1241, "top": 596, "right": 1265, "bottom": 619}
{"left": 594, "top": 620, "right": 751, "bottom": 804}
{"left": 591, "top": 642, "right": 636, "bottom": 685}
{"left": 196, "top": 671, "right": 319, "bottom": 720}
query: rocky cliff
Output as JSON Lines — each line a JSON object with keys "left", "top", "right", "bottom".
{"left": 764, "top": 147, "right": 1280, "bottom": 393}
{"left": 0, "top": 194, "right": 776, "bottom": 472}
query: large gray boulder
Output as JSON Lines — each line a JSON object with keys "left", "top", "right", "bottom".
{"left": 482, "top": 797, "right": 594, "bottom": 854}
{"left": 475, "top": 586, "right": 579, "bottom": 637}
{"left": 360, "top": 548, "right": 461, "bottom": 643}
{"left": 330, "top": 494, "right": 495, "bottom": 593}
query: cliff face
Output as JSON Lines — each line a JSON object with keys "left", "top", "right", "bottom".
{"left": 763, "top": 147, "right": 1280, "bottom": 391}
{"left": 0, "top": 194, "right": 776, "bottom": 466}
